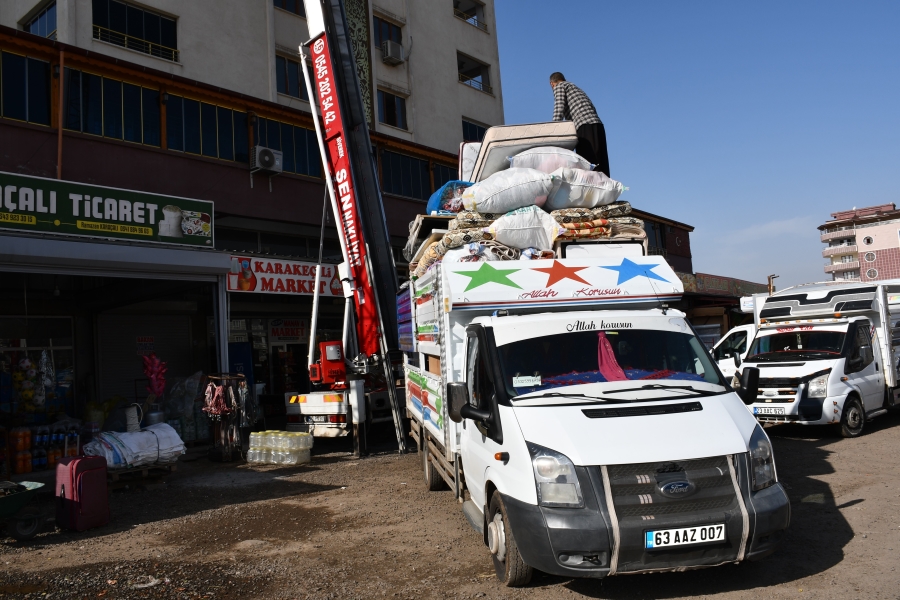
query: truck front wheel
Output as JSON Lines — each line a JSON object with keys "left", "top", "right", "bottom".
{"left": 488, "top": 491, "right": 532, "bottom": 587}
{"left": 840, "top": 396, "right": 865, "bottom": 438}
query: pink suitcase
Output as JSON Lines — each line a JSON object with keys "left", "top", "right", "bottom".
{"left": 55, "top": 456, "right": 109, "bottom": 532}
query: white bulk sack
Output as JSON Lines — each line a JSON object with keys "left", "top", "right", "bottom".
{"left": 462, "top": 168, "right": 552, "bottom": 214}
{"left": 546, "top": 167, "right": 624, "bottom": 210}
{"left": 508, "top": 146, "right": 592, "bottom": 174}
{"left": 486, "top": 206, "right": 562, "bottom": 251}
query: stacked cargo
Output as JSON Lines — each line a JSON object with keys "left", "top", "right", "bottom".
{"left": 403, "top": 122, "right": 647, "bottom": 279}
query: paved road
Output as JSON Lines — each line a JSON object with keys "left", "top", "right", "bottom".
{"left": 2, "top": 412, "right": 899, "bottom": 599}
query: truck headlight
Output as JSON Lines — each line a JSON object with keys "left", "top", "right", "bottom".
{"left": 527, "top": 443, "right": 584, "bottom": 508}
{"left": 749, "top": 425, "right": 777, "bottom": 491}
{"left": 806, "top": 370, "right": 831, "bottom": 398}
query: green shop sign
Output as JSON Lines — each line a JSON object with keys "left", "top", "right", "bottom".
{"left": 0, "top": 171, "right": 214, "bottom": 247}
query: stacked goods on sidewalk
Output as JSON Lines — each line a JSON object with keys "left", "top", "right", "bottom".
{"left": 82, "top": 422, "right": 185, "bottom": 469}
{"left": 246, "top": 431, "right": 313, "bottom": 465}
{"left": 406, "top": 142, "right": 643, "bottom": 278}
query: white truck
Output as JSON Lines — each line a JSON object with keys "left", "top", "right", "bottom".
{"left": 402, "top": 251, "right": 790, "bottom": 585}
{"left": 712, "top": 323, "right": 757, "bottom": 379}
{"left": 735, "top": 280, "right": 900, "bottom": 437}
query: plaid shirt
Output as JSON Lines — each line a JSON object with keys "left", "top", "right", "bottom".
{"left": 552, "top": 81, "right": 601, "bottom": 130}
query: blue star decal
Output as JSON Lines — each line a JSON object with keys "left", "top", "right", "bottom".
{"left": 599, "top": 258, "right": 671, "bottom": 285}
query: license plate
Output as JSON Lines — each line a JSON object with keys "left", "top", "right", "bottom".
{"left": 754, "top": 406, "right": 785, "bottom": 415}
{"left": 306, "top": 416, "right": 328, "bottom": 423}
{"left": 645, "top": 524, "right": 725, "bottom": 549}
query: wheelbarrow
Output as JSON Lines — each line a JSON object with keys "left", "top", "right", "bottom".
{"left": 0, "top": 481, "right": 45, "bottom": 541}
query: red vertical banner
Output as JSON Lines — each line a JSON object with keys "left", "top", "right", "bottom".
{"left": 308, "top": 33, "right": 380, "bottom": 357}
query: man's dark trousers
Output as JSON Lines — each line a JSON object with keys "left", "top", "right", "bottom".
{"left": 575, "top": 122, "right": 611, "bottom": 178}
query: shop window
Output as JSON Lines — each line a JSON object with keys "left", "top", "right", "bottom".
{"left": 92, "top": 0, "right": 179, "bottom": 62}
{"left": 26, "top": 2, "right": 58, "bottom": 40}
{"left": 276, "top": 55, "right": 308, "bottom": 100}
{"left": 1, "top": 52, "right": 51, "bottom": 125}
{"left": 377, "top": 90, "right": 407, "bottom": 130}
{"left": 166, "top": 94, "right": 248, "bottom": 162}
{"left": 381, "top": 150, "right": 430, "bottom": 201}
{"left": 373, "top": 16, "right": 402, "bottom": 47}
{"left": 273, "top": 0, "right": 305, "bottom": 16}
{"left": 63, "top": 68, "right": 160, "bottom": 146}
{"left": 217, "top": 228, "right": 260, "bottom": 253}
{"left": 254, "top": 117, "right": 321, "bottom": 177}
{"left": 0, "top": 317, "right": 75, "bottom": 418}
{"left": 433, "top": 163, "right": 455, "bottom": 189}
{"left": 462, "top": 118, "right": 487, "bottom": 142}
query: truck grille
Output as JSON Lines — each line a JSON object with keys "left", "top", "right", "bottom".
{"left": 756, "top": 377, "right": 801, "bottom": 402}
{"left": 603, "top": 455, "right": 747, "bottom": 574}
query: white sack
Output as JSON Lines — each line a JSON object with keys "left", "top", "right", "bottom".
{"left": 83, "top": 423, "right": 185, "bottom": 469}
{"left": 486, "top": 206, "right": 562, "bottom": 251}
{"left": 462, "top": 168, "right": 552, "bottom": 214}
{"left": 546, "top": 168, "right": 624, "bottom": 210}
{"left": 508, "top": 146, "right": 592, "bottom": 174}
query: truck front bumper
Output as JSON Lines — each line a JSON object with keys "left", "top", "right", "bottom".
{"left": 751, "top": 395, "right": 842, "bottom": 425}
{"left": 500, "top": 459, "right": 790, "bottom": 578}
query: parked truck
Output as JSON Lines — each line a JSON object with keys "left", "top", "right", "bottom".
{"left": 735, "top": 280, "right": 900, "bottom": 437}
{"left": 401, "top": 129, "right": 790, "bottom": 583}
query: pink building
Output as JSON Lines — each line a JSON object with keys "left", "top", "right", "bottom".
{"left": 818, "top": 203, "right": 900, "bottom": 281}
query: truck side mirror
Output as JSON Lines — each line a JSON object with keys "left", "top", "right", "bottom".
{"left": 459, "top": 403, "right": 492, "bottom": 423}
{"left": 732, "top": 352, "right": 742, "bottom": 368}
{"left": 447, "top": 382, "right": 468, "bottom": 423}
{"left": 738, "top": 367, "right": 760, "bottom": 405}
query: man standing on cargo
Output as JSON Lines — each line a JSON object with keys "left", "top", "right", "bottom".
{"left": 550, "top": 72, "right": 610, "bottom": 177}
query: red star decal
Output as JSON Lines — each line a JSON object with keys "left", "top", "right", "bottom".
{"left": 531, "top": 260, "right": 591, "bottom": 286}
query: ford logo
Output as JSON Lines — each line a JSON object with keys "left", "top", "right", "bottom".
{"left": 660, "top": 481, "right": 696, "bottom": 498}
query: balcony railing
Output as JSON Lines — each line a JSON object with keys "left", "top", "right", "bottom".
{"left": 93, "top": 24, "right": 180, "bottom": 63}
{"left": 458, "top": 73, "right": 493, "bottom": 95}
{"left": 822, "top": 244, "right": 857, "bottom": 258}
{"left": 454, "top": 9, "right": 488, "bottom": 32}
{"left": 824, "top": 261, "right": 860, "bottom": 273}
{"left": 820, "top": 228, "right": 856, "bottom": 243}
{"left": 648, "top": 245, "right": 668, "bottom": 257}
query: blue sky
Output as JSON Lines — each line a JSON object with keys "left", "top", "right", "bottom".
{"left": 494, "top": 1, "right": 900, "bottom": 288}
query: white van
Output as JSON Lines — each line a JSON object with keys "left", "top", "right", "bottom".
{"left": 736, "top": 281, "right": 900, "bottom": 437}
{"left": 402, "top": 254, "right": 790, "bottom": 585}
{"left": 712, "top": 324, "right": 757, "bottom": 379}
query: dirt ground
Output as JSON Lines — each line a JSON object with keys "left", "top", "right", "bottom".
{"left": 2, "top": 412, "right": 900, "bottom": 600}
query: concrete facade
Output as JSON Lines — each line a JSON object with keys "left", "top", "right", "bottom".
{"left": 818, "top": 203, "right": 900, "bottom": 282}
{"left": 1, "top": 0, "right": 504, "bottom": 154}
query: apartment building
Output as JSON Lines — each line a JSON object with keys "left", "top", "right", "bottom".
{"left": 0, "top": 0, "right": 504, "bottom": 426}
{"left": 818, "top": 203, "right": 900, "bottom": 282}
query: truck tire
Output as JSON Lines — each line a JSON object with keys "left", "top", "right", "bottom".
{"left": 840, "top": 396, "right": 865, "bottom": 438}
{"left": 489, "top": 491, "right": 533, "bottom": 587}
{"left": 422, "top": 437, "right": 447, "bottom": 491}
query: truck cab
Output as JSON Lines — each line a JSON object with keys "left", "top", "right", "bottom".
{"left": 738, "top": 281, "right": 900, "bottom": 437}
{"left": 712, "top": 324, "right": 757, "bottom": 379}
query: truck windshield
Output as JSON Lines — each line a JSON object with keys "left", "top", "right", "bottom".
{"left": 496, "top": 328, "right": 725, "bottom": 399}
{"left": 746, "top": 329, "right": 845, "bottom": 362}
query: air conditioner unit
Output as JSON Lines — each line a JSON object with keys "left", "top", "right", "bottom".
{"left": 250, "top": 145, "right": 283, "bottom": 174}
{"left": 381, "top": 40, "right": 404, "bottom": 66}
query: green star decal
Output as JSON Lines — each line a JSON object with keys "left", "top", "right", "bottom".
{"left": 457, "top": 263, "right": 522, "bottom": 291}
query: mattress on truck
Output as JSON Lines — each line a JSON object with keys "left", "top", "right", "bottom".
{"left": 470, "top": 121, "right": 578, "bottom": 183}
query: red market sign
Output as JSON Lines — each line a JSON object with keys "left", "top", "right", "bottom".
{"left": 227, "top": 256, "right": 343, "bottom": 296}
{"left": 309, "top": 32, "right": 380, "bottom": 357}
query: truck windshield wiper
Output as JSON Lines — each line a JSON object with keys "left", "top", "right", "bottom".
{"left": 513, "top": 392, "right": 609, "bottom": 404}
{"left": 603, "top": 384, "right": 718, "bottom": 396}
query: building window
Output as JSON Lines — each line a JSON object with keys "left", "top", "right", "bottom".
{"left": 1, "top": 52, "right": 51, "bottom": 126}
{"left": 433, "top": 163, "right": 455, "bottom": 189}
{"left": 863, "top": 236, "right": 874, "bottom": 245}
{"left": 254, "top": 117, "right": 321, "bottom": 177}
{"left": 462, "top": 119, "right": 487, "bottom": 142}
{"left": 166, "top": 94, "right": 248, "bottom": 162}
{"left": 646, "top": 221, "right": 666, "bottom": 254}
{"left": 217, "top": 228, "right": 260, "bottom": 253}
{"left": 866, "top": 268, "right": 878, "bottom": 279}
{"left": 276, "top": 56, "right": 309, "bottom": 101}
{"left": 864, "top": 252, "right": 876, "bottom": 262}
{"left": 839, "top": 255, "right": 856, "bottom": 263}
{"left": 377, "top": 90, "right": 407, "bottom": 130}
{"left": 92, "top": 0, "right": 179, "bottom": 62}
{"left": 26, "top": 2, "right": 57, "bottom": 40}
{"left": 453, "top": 0, "right": 488, "bottom": 32}
{"left": 373, "top": 16, "right": 402, "bottom": 47}
{"left": 63, "top": 68, "right": 160, "bottom": 146}
{"left": 273, "top": 0, "right": 305, "bottom": 16}
{"left": 382, "top": 150, "right": 430, "bottom": 201}
{"left": 457, "top": 53, "right": 492, "bottom": 94}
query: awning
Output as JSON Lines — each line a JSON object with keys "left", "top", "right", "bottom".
{"left": 0, "top": 234, "right": 232, "bottom": 281}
